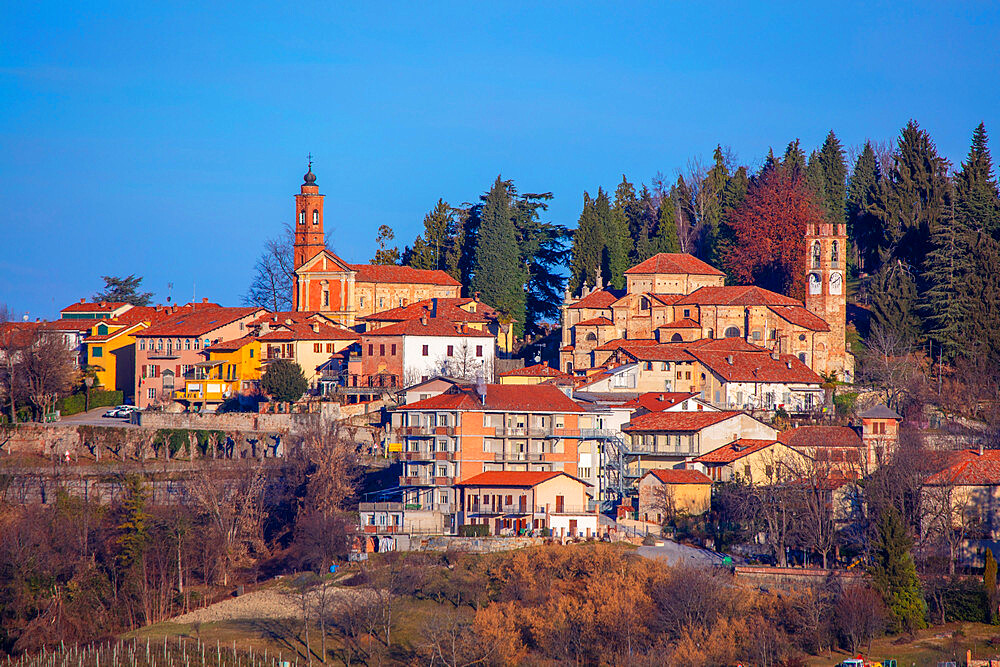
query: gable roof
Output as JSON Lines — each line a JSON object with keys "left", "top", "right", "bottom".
{"left": 576, "top": 316, "right": 616, "bottom": 327}
{"left": 361, "top": 298, "right": 500, "bottom": 324}
{"left": 350, "top": 263, "right": 461, "bottom": 287}
{"left": 624, "top": 253, "right": 725, "bottom": 277}
{"left": 83, "top": 321, "right": 147, "bottom": 343}
{"left": 658, "top": 318, "right": 701, "bottom": 329}
{"left": 398, "top": 383, "right": 584, "bottom": 413}
{"left": 258, "top": 321, "right": 359, "bottom": 342}
{"left": 136, "top": 307, "right": 263, "bottom": 337}
{"left": 205, "top": 335, "right": 258, "bottom": 352}
{"left": 645, "top": 468, "right": 713, "bottom": 485}
{"left": 362, "top": 317, "right": 494, "bottom": 338}
{"left": 61, "top": 301, "right": 131, "bottom": 314}
{"left": 455, "top": 470, "right": 590, "bottom": 488}
{"left": 688, "top": 349, "right": 823, "bottom": 384}
{"left": 858, "top": 404, "right": 903, "bottom": 420}
{"left": 568, "top": 288, "right": 624, "bottom": 310}
{"left": 924, "top": 449, "right": 1000, "bottom": 486}
{"left": 767, "top": 305, "right": 831, "bottom": 331}
{"left": 618, "top": 344, "right": 696, "bottom": 363}
{"left": 500, "top": 363, "right": 568, "bottom": 378}
{"left": 612, "top": 392, "right": 701, "bottom": 412}
{"left": 624, "top": 410, "right": 744, "bottom": 432}
{"left": 674, "top": 286, "right": 801, "bottom": 307}
{"left": 296, "top": 249, "right": 354, "bottom": 273}
{"left": 693, "top": 439, "right": 785, "bottom": 464}
{"left": 779, "top": 425, "right": 862, "bottom": 448}
{"left": 594, "top": 338, "right": 658, "bottom": 352}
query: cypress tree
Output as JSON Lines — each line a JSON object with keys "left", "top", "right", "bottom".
{"left": 596, "top": 188, "right": 629, "bottom": 289}
{"left": 569, "top": 192, "right": 601, "bottom": 293}
{"left": 869, "top": 506, "right": 927, "bottom": 632}
{"left": 471, "top": 176, "right": 527, "bottom": 334}
{"left": 847, "top": 141, "right": 883, "bottom": 274}
{"left": 818, "top": 130, "right": 848, "bottom": 225}
{"left": 985, "top": 547, "right": 998, "bottom": 623}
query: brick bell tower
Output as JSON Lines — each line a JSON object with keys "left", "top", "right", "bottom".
{"left": 804, "top": 221, "right": 850, "bottom": 379}
{"left": 293, "top": 158, "right": 325, "bottom": 269}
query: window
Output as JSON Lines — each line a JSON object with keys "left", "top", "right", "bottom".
{"left": 685, "top": 371, "right": 691, "bottom": 380}
{"left": 831, "top": 240, "right": 839, "bottom": 264}
{"left": 368, "top": 344, "right": 374, "bottom": 356}
{"left": 422, "top": 345, "right": 429, "bottom": 356}
{"left": 798, "top": 353, "right": 807, "bottom": 363}
{"left": 92, "top": 346, "right": 103, "bottom": 358}
{"left": 585, "top": 332, "right": 597, "bottom": 342}
{"left": 646, "top": 362, "right": 653, "bottom": 370}
{"left": 683, "top": 309, "right": 690, "bottom": 318}
{"left": 139, "top": 340, "right": 146, "bottom": 350}
{"left": 326, "top": 343, "right": 333, "bottom": 353}
{"left": 249, "top": 349, "right": 254, "bottom": 358}
{"left": 359, "top": 296, "right": 365, "bottom": 308}
{"left": 299, "top": 210, "right": 305, "bottom": 225}
{"left": 751, "top": 330, "right": 762, "bottom": 340}
{"left": 322, "top": 290, "right": 329, "bottom": 307}
{"left": 194, "top": 339, "right": 200, "bottom": 350}
{"left": 158, "top": 339, "right": 164, "bottom": 350}
{"left": 312, "top": 209, "right": 319, "bottom": 225}
{"left": 204, "top": 339, "right": 210, "bottom": 348}
{"left": 476, "top": 345, "right": 483, "bottom": 357}
{"left": 811, "top": 241, "right": 821, "bottom": 268}
{"left": 724, "top": 326, "right": 740, "bottom": 338}
{"left": 314, "top": 343, "right": 322, "bottom": 353}
{"left": 147, "top": 388, "right": 156, "bottom": 400}
{"left": 379, "top": 344, "right": 385, "bottom": 356}
{"left": 447, "top": 345, "right": 454, "bottom": 357}
{"left": 671, "top": 333, "right": 683, "bottom": 342}
{"left": 391, "top": 344, "right": 396, "bottom": 355}
{"left": 379, "top": 298, "right": 384, "bottom": 308}
{"left": 661, "top": 362, "right": 668, "bottom": 371}
{"left": 185, "top": 339, "right": 191, "bottom": 350}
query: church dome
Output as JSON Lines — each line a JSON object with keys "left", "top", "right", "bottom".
{"left": 303, "top": 167, "right": 317, "bottom": 186}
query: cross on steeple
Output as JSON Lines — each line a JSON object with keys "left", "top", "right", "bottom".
{"left": 307, "top": 153, "right": 313, "bottom": 169}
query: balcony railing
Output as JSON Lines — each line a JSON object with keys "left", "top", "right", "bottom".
{"left": 148, "top": 351, "right": 180, "bottom": 359}
{"left": 399, "top": 425, "right": 455, "bottom": 436}
{"left": 464, "top": 504, "right": 592, "bottom": 516}
{"left": 398, "top": 450, "right": 455, "bottom": 461}
{"left": 493, "top": 452, "right": 544, "bottom": 462}
{"left": 174, "top": 389, "right": 229, "bottom": 401}
{"left": 398, "top": 475, "right": 455, "bottom": 486}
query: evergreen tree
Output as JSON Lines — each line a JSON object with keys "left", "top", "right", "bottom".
{"left": 847, "top": 141, "right": 883, "bottom": 274}
{"left": 870, "top": 261, "right": 921, "bottom": 343}
{"left": 94, "top": 275, "right": 153, "bottom": 306}
{"left": 116, "top": 475, "right": 149, "bottom": 571}
{"left": 596, "top": 188, "right": 629, "bottom": 289}
{"left": 508, "top": 184, "right": 569, "bottom": 335}
{"left": 716, "top": 165, "right": 749, "bottom": 282}
{"left": 962, "top": 232, "right": 1000, "bottom": 362}
{"left": 700, "top": 146, "right": 731, "bottom": 267}
{"left": 371, "top": 225, "right": 400, "bottom": 265}
{"left": 653, "top": 191, "right": 681, "bottom": 255}
{"left": 869, "top": 506, "right": 927, "bottom": 632}
{"left": 805, "top": 150, "right": 826, "bottom": 203}
{"left": 761, "top": 147, "right": 779, "bottom": 177}
{"left": 818, "top": 130, "right": 848, "bottom": 225}
{"left": 261, "top": 359, "right": 308, "bottom": 402}
{"left": 955, "top": 122, "right": 1000, "bottom": 238}
{"left": 613, "top": 176, "right": 645, "bottom": 264}
{"left": 569, "top": 192, "right": 601, "bottom": 293}
{"left": 922, "top": 182, "right": 971, "bottom": 358}
{"left": 471, "top": 176, "right": 527, "bottom": 334}
{"left": 782, "top": 139, "right": 807, "bottom": 179}
{"left": 874, "top": 120, "right": 950, "bottom": 270}
{"left": 985, "top": 547, "right": 997, "bottom": 623}
{"left": 406, "top": 200, "right": 455, "bottom": 271}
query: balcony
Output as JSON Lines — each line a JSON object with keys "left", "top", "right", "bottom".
{"left": 148, "top": 351, "right": 180, "bottom": 359}
{"left": 464, "top": 504, "right": 591, "bottom": 516}
{"left": 174, "top": 388, "right": 230, "bottom": 402}
{"left": 398, "top": 475, "right": 454, "bottom": 486}
{"left": 398, "top": 450, "right": 455, "bottom": 461}
{"left": 493, "top": 452, "right": 544, "bottom": 462}
{"left": 399, "top": 425, "right": 455, "bottom": 436}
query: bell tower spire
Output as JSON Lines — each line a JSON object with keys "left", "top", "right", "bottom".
{"left": 294, "top": 156, "right": 325, "bottom": 269}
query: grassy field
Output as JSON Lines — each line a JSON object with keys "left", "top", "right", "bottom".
{"left": 805, "top": 622, "right": 1000, "bottom": 666}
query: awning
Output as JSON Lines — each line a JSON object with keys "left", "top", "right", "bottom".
{"left": 194, "top": 360, "right": 223, "bottom": 368}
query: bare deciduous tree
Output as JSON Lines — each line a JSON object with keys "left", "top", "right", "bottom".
{"left": 22, "top": 328, "right": 76, "bottom": 421}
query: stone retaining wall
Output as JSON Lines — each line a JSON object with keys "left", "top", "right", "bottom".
{"left": 733, "top": 565, "right": 862, "bottom": 591}
{"left": 138, "top": 403, "right": 340, "bottom": 434}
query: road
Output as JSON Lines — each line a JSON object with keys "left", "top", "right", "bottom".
{"left": 636, "top": 542, "right": 727, "bottom": 567}
{"left": 50, "top": 407, "right": 137, "bottom": 428}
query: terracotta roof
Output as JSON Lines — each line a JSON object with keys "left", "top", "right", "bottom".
{"left": 500, "top": 363, "right": 568, "bottom": 378}
{"left": 83, "top": 322, "right": 146, "bottom": 343}
{"left": 259, "top": 321, "right": 359, "bottom": 342}
{"left": 646, "top": 468, "right": 713, "bottom": 484}
{"left": 767, "top": 306, "right": 830, "bottom": 331}
{"left": 624, "top": 253, "right": 725, "bottom": 277}
{"left": 619, "top": 344, "right": 696, "bottom": 363}
{"left": 455, "top": 470, "right": 589, "bottom": 488}
{"left": 0, "top": 322, "right": 40, "bottom": 346}
{"left": 649, "top": 293, "right": 683, "bottom": 305}
{"left": 924, "top": 449, "right": 1000, "bottom": 486}
{"left": 576, "top": 317, "right": 616, "bottom": 327}
{"left": 779, "top": 426, "right": 862, "bottom": 449}
{"left": 858, "top": 404, "right": 902, "bottom": 420}
{"left": 674, "top": 286, "right": 800, "bottom": 307}
{"left": 349, "top": 264, "right": 461, "bottom": 286}
{"left": 624, "top": 410, "right": 743, "bottom": 432}
{"left": 137, "top": 307, "right": 262, "bottom": 337}
{"left": 61, "top": 301, "right": 130, "bottom": 313}
{"left": 362, "top": 298, "right": 499, "bottom": 323}
{"left": 685, "top": 338, "right": 767, "bottom": 352}
{"left": 594, "top": 338, "right": 658, "bottom": 352}
{"left": 658, "top": 318, "right": 701, "bottom": 329}
{"left": 362, "top": 317, "right": 494, "bottom": 338}
{"left": 688, "top": 349, "right": 823, "bottom": 384}
{"left": 398, "top": 384, "right": 583, "bottom": 413}
{"left": 560, "top": 344, "right": 575, "bottom": 351}
{"left": 249, "top": 311, "right": 330, "bottom": 326}
{"left": 205, "top": 335, "right": 257, "bottom": 352}
{"left": 613, "top": 392, "right": 700, "bottom": 412}
{"left": 693, "top": 439, "right": 783, "bottom": 464}
{"left": 38, "top": 319, "right": 95, "bottom": 332}
{"left": 568, "top": 289, "right": 623, "bottom": 310}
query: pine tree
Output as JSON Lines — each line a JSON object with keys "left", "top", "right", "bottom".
{"left": 407, "top": 199, "right": 455, "bottom": 271}
{"left": 782, "top": 139, "right": 807, "bottom": 180}
{"left": 632, "top": 184, "right": 659, "bottom": 263}
{"left": 818, "top": 130, "right": 847, "bottom": 225}
{"left": 94, "top": 275, "right": 153, "bottom": 306}
{"left": 955, "top": 123, "right": 1000, "bottom": 238}
{"left": 963, "top": 232, "right": 1000, "bottom": 362}
{"left": 371, "top": 225, "right": 400, "bottom": 265}
{"left": 653, "top": 192, "right": 681, "bottom": 254}
{"left": 922, "top": 183, "right": 971, "bottom": 358}
{"left": 569, "top": 192, "right": 601, "bottom": 293}
{"left": 869, "top": 506, "right": 927, "bottom": 632}
{"left": 596, "top": 188, "right": 629, "bottom": 289}
{"left": 805, "top": 150, "right": 826, "bottom": 202}
{"left": 870, "top": 261, "right": 921, "bottom": 343}
{"left": 508, "top": 184, "right": 569, "bottom": 335}
{"left": 985, "top": 547, "right": 997, "bottom": 623}
{"left": 471, "top": 176, "right": 527, "bottom": 335}
{"left": 701, "top": 146, "right": 732, "bottom": 267}
{"left": 847, "top": 141, "right": 883, "bottom": 274}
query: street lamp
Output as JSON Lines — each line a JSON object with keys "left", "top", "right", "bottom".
{"left": 83, "top": 376, "right": 94, "bottom": 412}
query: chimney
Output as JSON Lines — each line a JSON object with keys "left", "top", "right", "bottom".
{"left": 980, "top": 443, "right": 985, "bottom": 456}
{"left": 473, "top": 291, "right": 480, "bottom": 303}
{"left": 786, "top": 361, "right": 792, "bottom": 369}
{"left": 99, "top": 301, "right": 107, "bottom": 308}
{"left": 285, "top": 318, "right": 293, "bottom": 325}
{"left": 80, "top": 298, "right": 85, "bottom": 304}
{"left": 770, "top": 351, "right": 779, "bottom": 360}
{"left": 311, "top": 323, "right": 319, "bottom": 333}
{"left": 420, "top": 308, "right": 429, "bottom": 326}
{"left": 726, "top": 355, "right": 734, "bottom": 365}
{"left": 202, "top": 297, "right": 208, "bottom": 304}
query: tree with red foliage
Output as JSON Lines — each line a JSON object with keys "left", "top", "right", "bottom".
{"left": 724, "top": 169, "right": 824, "bottom": 298}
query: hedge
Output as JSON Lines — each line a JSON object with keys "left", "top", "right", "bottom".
{"left": 56, "top": 390, "right": 124, "bottom": 416}
{"left": 458, "top": 524, "right": 489, "bottom": 537}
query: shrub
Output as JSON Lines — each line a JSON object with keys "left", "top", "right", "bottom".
{"left": 458, "top": 524, "right": 489, "bottom": 537}
{"left": 56, "top": 390, "right": 123, "bottom": 416}
{"left": 834, "top": 391, "right": 858, "bottom": 418}
{"left": 260, "top": 359, "right": 308, "bottom": 402}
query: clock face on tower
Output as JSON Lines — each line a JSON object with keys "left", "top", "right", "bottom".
{"left": 808, "top": 272, "right": 822, "bottom": 295}
{"left": 829, "top": 272, "right": 843, "bottom": 295}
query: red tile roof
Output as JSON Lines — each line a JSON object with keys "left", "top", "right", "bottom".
{"left": 349, "top": 264, "right": 461, "bottom": 286}
{"left": 249, "top": 311, "right": 329, "bottom": 326}
{"left": 258, "top": 321, "right": 359, "bottom": 342}
{"left": 594, "top": 338, "right": 658, "bottom": 352}
{"left": 38, "top": 319, "right": 95, "bottom": 332}
{"left": 61, "top": 301, "right": 130, "bottom": 313}
{"left": 83, "top": 322, "right": 146, "bottom": 342}
{"left": 658, "top": 318, "right": 701, "bottom": 329}
{"left": 0, "top": 322, "right": 41, "bottom": 346}
{"left": 624, "top": 410, "right": 743, "bottom": 432}
{"left": 576, "top": 316, "right": 615, "bottom": 327}
{"left": 137, "top": 307, "right": 263, "bottom": 337}
{"left": 500, "top": 363, "right": 568, "bottom": 378}
{"left": 568, "top": 289, "right": 623, "bottom": 310}
{"left": 674, "top": 286, "right": 801, "bottom": 306}
{"left": 613, "top": 392, "right": 700, "bottom": 412}
{"left": 924, "top": 449, "right": 1000, "bottom": 486}
{"left": 767, "top": 306, "right": 831, "bottom": 332}
{"left": 624, "top": 253, "right": 726, "bottom": 277}
{"left": 205, "top": 335, "right": 257, "bottom": 352}
{"left": 618, "top": 344, "right": 696, "bottom": 363}
{"left": 649, "top": 293, "right": 684, "bottom": 305}
{"left": 362, "top": 317, "right": 494, "bottom": 338}
{"left": 685, "top": 338, "right": 767, "bottom": 352}
{"left": 398, "top": 383, "right": 583, "bottom": 413}
{"left": 688, "top": 349, "right": 823, "bottom": 384}
{"left": 646, "top": 468, "right": 713, "bottom": 484}
{"left": 455, "top": 470, "right": 589, "bottom": 487}
{"left": 693, "top": 439, "right": 783, "bottom": 464}
{"left": 779, "top": 426, "right": 862, "bottom": 449}
{"left": 362, "top": 298, "right": 500, "bottom": 323}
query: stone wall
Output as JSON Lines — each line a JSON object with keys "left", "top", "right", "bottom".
{"left": 1, "top": 424, "right": 82, "bottom": 457}
{"left": 733, "top": 565, "right": 862, "bottom": 592}
{"left": 411, "top": 535, "right": 548, "bottom": 552}
{"left": 138, "top": 402, "right": 341, "bottom": 434}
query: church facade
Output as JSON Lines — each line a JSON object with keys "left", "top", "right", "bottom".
{"left": 559, "top": 224, "right": 853, "bottom": 381}
{"left": 290, "top": 165, "right": 461, "bottom": 326}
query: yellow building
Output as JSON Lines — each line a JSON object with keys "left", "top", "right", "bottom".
{"left": 692, "top": 438, "right": 811, "bottom": 484}
{"left": 498, "top": 364, "right": 570, "bottom": 386}
{"left": 637, "top": 468, "right": 713, "bottom": 522}
{"left": 174, "top": 336, "right": 261, "bottom": 409}
{"left": 258, "top": 320, "right": 359, "bottom": 387}
{"left": 84, "top": 321, "right": 146, "bottom": 397}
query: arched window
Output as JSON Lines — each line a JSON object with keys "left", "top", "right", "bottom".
{"left": 585, "top": 332, "right": 597, "bottom": 342}
{"left": 724, "top": 326, "right": 740, "bottom": 338}
{"left": 299, "top": 210, "right": 305, "bottom": 225}
{"left": 670, "top": 333, "right": 683, "bottom": 342}
{"left": 707, "top": 328, "right": 714, "bottom": 338}
{"left": 313, "top": 210, "right": 319, "bottom": 225}
{"left": 831, "top": 240, "right": 839, "bottom": 264}
{"left": 640, "top": 297, "right": 650, "bottom": 310}
{"left": 811, "top": 241, "right": 821, "bottom": 268}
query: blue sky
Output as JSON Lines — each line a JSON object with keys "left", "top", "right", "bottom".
{"left": 2, "top": 2, "right": 998, "bottom": 319}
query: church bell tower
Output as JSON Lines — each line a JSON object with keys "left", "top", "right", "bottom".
{"left": 804, "top": 221, "right": 848, "bottom": 378}
{"left": 293, "top": 159, "right": 325, "bottom": 269}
